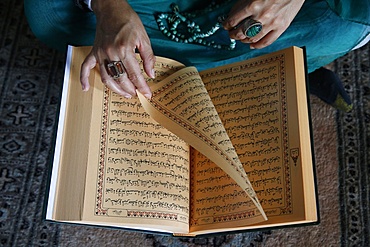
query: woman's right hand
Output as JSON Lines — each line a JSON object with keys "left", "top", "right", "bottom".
{"left": 80, "top": 0, "right": 155, "bottom": 99}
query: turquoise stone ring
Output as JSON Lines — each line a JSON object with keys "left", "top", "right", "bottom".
{"left": 242, "top": 18, "right": 262, "bottom": 38}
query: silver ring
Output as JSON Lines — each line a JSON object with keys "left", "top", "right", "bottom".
{"left": 241, "top": 18, "right": 263, "bottom": 38}
{"left": 106, "top": 61, "right": 125, "bottom": 79}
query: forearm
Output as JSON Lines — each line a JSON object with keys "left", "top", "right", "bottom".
{"left": 91, "top": 0, "right": 134, "bottom": 22}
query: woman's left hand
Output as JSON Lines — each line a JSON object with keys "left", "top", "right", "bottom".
{"left": 223, "top": 0, "right": 305, "bottom": 49}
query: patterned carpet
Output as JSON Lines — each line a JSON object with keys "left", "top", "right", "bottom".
{"left": 335, "top": 45, "right": 370, "bottom": 246}
{"left": 0, "top": 1, "right": 369, "bottom": 246}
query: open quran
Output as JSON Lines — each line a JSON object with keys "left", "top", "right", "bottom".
{"left": 45, "top": 46, "right": 318, "bottom": 236}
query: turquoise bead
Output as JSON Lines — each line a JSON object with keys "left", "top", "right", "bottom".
{"left": 155, "top": 1, "right": 236, "bottom": 50}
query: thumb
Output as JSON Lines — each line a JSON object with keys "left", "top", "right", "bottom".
{"left": 80, "top": 52, "right": 97, "bottom": 91}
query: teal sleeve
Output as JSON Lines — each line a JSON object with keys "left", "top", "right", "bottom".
{"left": 325, "top": 0, "right": 370, "bottom": 25}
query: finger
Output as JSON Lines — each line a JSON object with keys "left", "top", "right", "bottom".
{"left": 250, "top": 29, "right": 282, "bottom": 49}
{"left": 228, "top": 24, "right": 256, "bottom": 41}
{"left": 108, "top": 78, "right": 136, "bottom": 99}
{"left": 137, "top": 40, "right": 156, "bottom": 79}
{"left": 109, "top": 69, "right": 137, "bottom": 97}
{"left": 80, "top": 52, "right": 97, "bottom": 91}
{"left": 122, "top": 53, "right": 152, "bottom": 99}
{"left": 99, "top": 60, "right": 135, "bottom": 98}
{"left": 238, "top": 23, "right": 270, "bottom": 44}
{"left": 223, "top": 1, "right": 252, "bottom": 30}
{"left": 104, "top": 49, "right": 138, "bottom": 97}
{"left": 228, "top": 28, "right": 245, "bottom": 41}
{"left": 228, "top": 18, "right": 265, "bottom": 42}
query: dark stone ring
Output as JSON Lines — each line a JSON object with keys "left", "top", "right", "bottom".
{"left": 106, "top": 61, "right": 125, "bottom": 79}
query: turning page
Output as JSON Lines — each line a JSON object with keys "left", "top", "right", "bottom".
{"left": 138, "top": 67, "right": 267, "bottom": 226}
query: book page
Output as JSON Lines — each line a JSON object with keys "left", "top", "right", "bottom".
{"left": 82, "top": 53, "right": 192, "bottom": 233}
{"left": 48, "top": 46, "right": 92, "bottom": 221}
{"left": 138, "top": 68, "right": 267, "bottom": 227}
{"left": 189, "top": 47, "right": 313, "bottom": 233}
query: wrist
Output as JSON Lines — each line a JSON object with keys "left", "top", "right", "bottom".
{"left": 91, "top": 0, "right": 130, "bottom": 13}
{"left": 91, "top": 0, "right": 134, "bottom": 23}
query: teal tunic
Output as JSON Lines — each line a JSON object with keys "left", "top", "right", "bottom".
{"left": 24, "top": 0, "right": 370, "bottom": 73}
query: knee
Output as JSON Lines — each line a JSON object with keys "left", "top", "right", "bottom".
{"left": 24, "top": 0, "right": 96, "bottom": 51}
{"left": 24, "top": 0, "right": 64, "bottom": 50}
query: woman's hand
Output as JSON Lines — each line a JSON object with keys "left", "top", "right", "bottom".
{"left": 80, "top": 0, "right": 155, "bottom": 99}
{"left": 223, "top": 0, "right": 305, "bottom": 49}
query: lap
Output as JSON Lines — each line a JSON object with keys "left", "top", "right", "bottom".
{"left": 24, "top": 0, "right": 369, "bottom": 72}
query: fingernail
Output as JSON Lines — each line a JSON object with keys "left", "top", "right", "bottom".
{"left": 250, "top": 45, "right": 255, "bottom": 50}
{"left": 124, "top": 95, "right": 132, "bottom": 99}
{"left": 144, "top": 93, "right": 152, "bottom": 100}
{"left": 151, "top": 69, "right": 155, "bottom": 78}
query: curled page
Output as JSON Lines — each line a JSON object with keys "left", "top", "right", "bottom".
{"left": 138, "top": 67, "right": 267, "bottom": 220}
